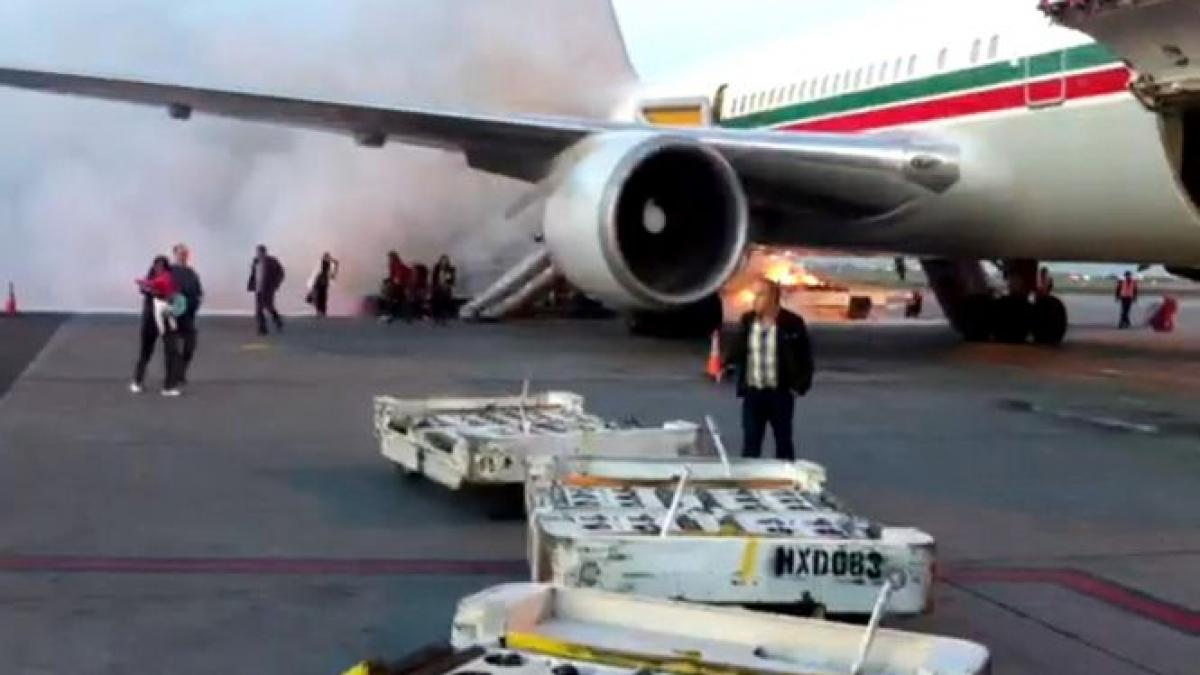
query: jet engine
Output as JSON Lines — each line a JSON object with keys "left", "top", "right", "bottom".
{"left": 543, "top": 131, "right": 749, "bottom": 310}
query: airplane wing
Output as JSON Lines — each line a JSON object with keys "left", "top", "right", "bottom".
{"left": 0, "top": 67, "right": 959, "bottom": 211}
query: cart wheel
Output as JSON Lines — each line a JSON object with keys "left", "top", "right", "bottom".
{"left": 810, "top": 603, "right": 827, "bottom": 620}
{"left": 480, "top": 485, "right": 526, "bottom": 520}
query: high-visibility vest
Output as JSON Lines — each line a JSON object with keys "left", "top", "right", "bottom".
{"left": 1118, "top": 279, "right": 1137, "bottom": 299}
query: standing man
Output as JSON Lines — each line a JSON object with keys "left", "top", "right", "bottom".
{"left": 170, "top": 244, "right": 203, "bottom": 384}
{"left": 725, "top": 280, "right": 814, "bottom": 460}
{"left": 247, "top": 244, "right": 285, "bottom": 335}
{"left": 1116, "top": 270, "right": 1138, "bottom": 329}
{"left": 1037, "top": 266, "right": 1055, "bottom": 297}
{"left": 431, "top": 254, "right": 458, "bottom": 323}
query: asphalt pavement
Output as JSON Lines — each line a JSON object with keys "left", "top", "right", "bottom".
{"left": 0, "top": 295, "right": 1196, "bottom": 674}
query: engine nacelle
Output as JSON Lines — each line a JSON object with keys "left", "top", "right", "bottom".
{"left": 543, "top": 131, "right": 749, "bottom": 310}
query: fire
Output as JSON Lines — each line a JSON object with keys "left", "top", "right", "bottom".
{"left": 724, "top": 248, "right": 831, "bottom": 315}
{"left": 764, "top": 259, "right": 823, "bottom": 288}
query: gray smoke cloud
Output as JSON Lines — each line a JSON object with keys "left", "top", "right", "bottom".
{"left": 0, "top": 0, "right": 636, "bottom": 313}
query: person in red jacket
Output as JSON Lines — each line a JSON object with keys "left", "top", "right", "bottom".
{"left": 131, "top": 255, "right": 184, "bottom": 396}
{"left": 382, "top": 251, "right": 411, "bottom": 323}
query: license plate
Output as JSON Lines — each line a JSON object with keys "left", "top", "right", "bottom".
{"left": 772, "top": 546, "right": 884, "bottom": 580}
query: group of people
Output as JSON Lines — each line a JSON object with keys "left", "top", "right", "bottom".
{"left": 131, "top": 244, "right": 460, "bottom": 395}
{"left": 379, "top": 251, "right": 457, "bottom": 323}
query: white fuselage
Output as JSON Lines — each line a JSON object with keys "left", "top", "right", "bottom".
{"left": 630, "top": 2, "right": 1200, "bottom": 266}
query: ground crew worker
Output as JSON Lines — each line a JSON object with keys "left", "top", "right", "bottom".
{"left": 1116, "top": 270, "right": 1138, "bottom": 329}
{"left": 724, "top": 280, "right": 814, "bottom": 461}
{"left": 1037, "top": 266, "right": 1055, "bottom": 296}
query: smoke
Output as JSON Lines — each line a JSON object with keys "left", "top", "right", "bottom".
{"left": 0, "top": 0, "right": 635, "bottom": 313}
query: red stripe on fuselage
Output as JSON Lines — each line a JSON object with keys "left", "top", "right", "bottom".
{"left": 782, "top": 66, "right": 1131, "bottom": 133}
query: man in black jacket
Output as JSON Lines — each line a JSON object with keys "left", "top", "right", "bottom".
{"left": 247, "top": 244, "right": 285, "bottom": 335}
{"left": 171, "top": 244, "right": 203, "bottom": 383}
{"left": 724, "top": 280, "right": 814, "bottom": 460}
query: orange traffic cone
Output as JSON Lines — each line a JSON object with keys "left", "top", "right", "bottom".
{"left": 4, "top": 283, "right": 16, "bottom": 316}
{"left": 706, "top": 330, "right": 722, "bottom": 381}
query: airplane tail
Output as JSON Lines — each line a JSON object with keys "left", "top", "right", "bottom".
{"left": 506, "top": 0, "right": 640, "bottom": 117}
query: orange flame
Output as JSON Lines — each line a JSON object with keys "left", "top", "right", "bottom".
{"left": 764, "top": 260, "right": 823, "bottom": 288}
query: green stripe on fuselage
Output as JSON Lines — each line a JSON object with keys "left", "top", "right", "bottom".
{"left": 720, "top": 43, "right": 1119, "bottom": 130}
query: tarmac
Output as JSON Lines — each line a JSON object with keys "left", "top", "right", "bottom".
{"left": 0, "top": 293, "right": 1197, "bottom": 674}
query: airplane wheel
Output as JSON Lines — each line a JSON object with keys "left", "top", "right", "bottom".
{"left": 958, "top": 294, "right": 994, "bottom": 342}
{"left": 993, "top": 295, "right": 1032, "bottom": 344}
{"left": 1032, "top": 295, "right": 1068, "bottom": 345}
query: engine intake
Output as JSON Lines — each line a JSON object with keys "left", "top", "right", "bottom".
{"left": 543, "top": 131, "right": 749, "bottom": 309}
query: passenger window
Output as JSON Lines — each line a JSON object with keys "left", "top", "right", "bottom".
{"left": 988, "top": 35, "right": 1000, "bottom": 60}
{"left": 970, "top": 39, "right": 981, "bottom": 64}
{"left": 788, "top": 84, "right": 797, "bottom": 102}
{"left": 937, "top": 48, "right": 948, "bottom": 71}
{"left": 908, "top": 54, "right": 918, "bottom": 76}
{"left": 798, "top": 81, "right": 807, "bottom": 100}
{"left": 866, "top": 65, "right": 875, "bottom": 85}
{"left": 894, "top": 57, "right": 903, "bottom": 80}
{"left": 854, "top": 68, "right": 862, "bottom": 89}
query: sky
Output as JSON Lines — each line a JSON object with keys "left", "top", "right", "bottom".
{"left": 615, "top": 0, "right": 899, "bottom": 79}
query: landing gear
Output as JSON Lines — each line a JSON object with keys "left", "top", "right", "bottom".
{"left": 993, "top": 294, "right": 1033, "bottom": 344}
{"left": 1031, "top": 294, "right": 1068, "bottom": 345}
{"left": 959, "top": 294, "right": 995, "bottom": 343}
{"left": 921, "top": 258, "right": 1068, "bottom": 346}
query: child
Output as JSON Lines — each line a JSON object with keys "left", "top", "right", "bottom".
{"left": 137, "top": 260, "right": 183, "bottom": 335}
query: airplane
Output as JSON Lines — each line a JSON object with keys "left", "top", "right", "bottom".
{"left": 1, "top": 0, "right": 1198, "bottom": 344}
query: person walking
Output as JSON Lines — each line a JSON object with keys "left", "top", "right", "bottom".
{"left": 411, "top": 262, "right": 430, "bottom": 320}
{"left": 382, "top": 251, "right": 410, "bottom": 323}
{"left": 170, "top": 244, "right": 203, "bottom": 385}
{"left": 431, "top": 254, "right": 458, "bottom": 323}
{"left": 306, "top": 252, "right": 339, "bottom": 317}
{"left": 724, "top": 280, "right": 814, "bottom": 460}
{"left": 131, "top": 255, "right": 184, "bottom": 396}
{"left": 1116, "top": 270, "right": 1138, "bottom": 329}
{"left": 247, "top": 244, "right": 285, "bottom": 335}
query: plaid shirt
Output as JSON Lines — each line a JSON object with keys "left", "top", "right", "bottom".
{"left": 748, "top": 319, "right": 778, "bottom": 389}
